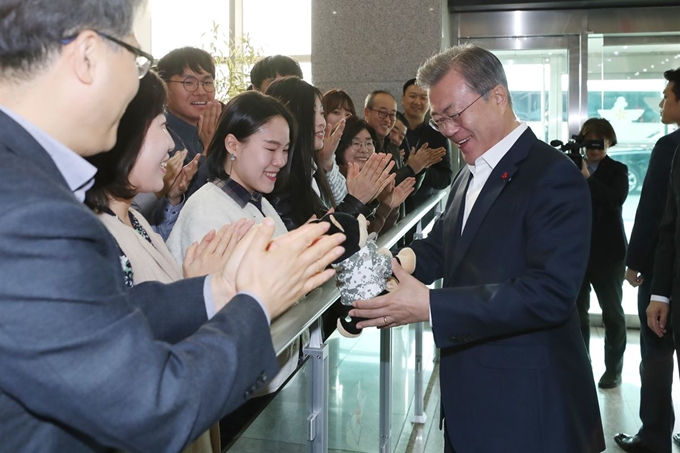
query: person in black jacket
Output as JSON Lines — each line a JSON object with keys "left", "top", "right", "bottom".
{"left": 615, "top": 67, "right": 680, "bottom": 453}
{"left": 265, "top": 78, "right": 393, "bottom": 231}
{"left": 401, "top": 78, "right": 453, "bottom": 214}
{"left": 575, "top": 118, "right": 628, "bottom": 389}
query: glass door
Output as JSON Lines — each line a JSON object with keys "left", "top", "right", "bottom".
{"left": 588, "top": 35, "right": 680, "bottom": 316}
{"left": 460, "top": 36, "right": 579, "bottom": 147}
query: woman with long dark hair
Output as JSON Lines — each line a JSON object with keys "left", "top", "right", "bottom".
{"left": 265, "top": 77, "right": 394, "bottom": 230}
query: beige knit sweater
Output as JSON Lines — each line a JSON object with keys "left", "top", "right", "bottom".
{"left": 97, "top": 208, "right": 218, "bottom": 453}
{"left": 167, "top": 182, "right": 306, "bottom": 396}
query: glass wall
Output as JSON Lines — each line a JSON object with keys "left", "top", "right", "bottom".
{"left": 587, "top": 35, "right": 680, "bottom": 315}
{"left": 242, "top": 0, "right": 312, "bottom": 81}
{"left": 146, "top": 0, "right": 312, "bottom": 91}
{"left": 493, "top": 48, "right": 569, "bottom": 144}
{"left": 228, "top": 325, "right": 436, "bottom": 452}
{"left": 149, "top": 0, "right": 230, "bottom": 58}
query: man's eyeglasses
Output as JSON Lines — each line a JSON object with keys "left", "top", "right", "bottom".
{"left": 350, "top": 140, "right": 375, "bottom": 151}
{"left": 368, "top": 108, "right": 396, "bottom": 121}
{"left": 166, "top": 78, "right": 216, "bottom": 93}
{"left": 60, "top": 31, "right": 154, "bottom": 79}
{"left": 429, "top": 89, "right": 490, "bottom": 132}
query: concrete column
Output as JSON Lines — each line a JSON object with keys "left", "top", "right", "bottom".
{"left": 312, "top": 0, "right": 448, "bottom": 112}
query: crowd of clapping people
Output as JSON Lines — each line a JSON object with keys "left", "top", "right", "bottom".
{"left": 86, "top": 46, "right": 455, "bottom": 451}
{"left": 7, "top": 1, "right": 680, "bottom": 452}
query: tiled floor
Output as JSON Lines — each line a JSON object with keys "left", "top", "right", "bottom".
{"left": 401, "top": 326, "right": 680, "bottom": 453}
{"left": 227, "top": 326, "right": 680, "bottom": 453}
{"left": 588, "top": 326, "right": 680, "bottom": 453}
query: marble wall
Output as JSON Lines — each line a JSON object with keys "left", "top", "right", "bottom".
{"left": 312, "top": 0, "right": 449, "bottom": 114}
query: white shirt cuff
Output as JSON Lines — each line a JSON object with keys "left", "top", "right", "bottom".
{"left": 651, "top": 295, "right": 670, "bottom": 304}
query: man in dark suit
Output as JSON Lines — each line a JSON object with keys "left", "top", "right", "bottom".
{"left": 400, "top": 79, "right": 453, "bottom": 229}
{"left": 620, "top": 67, "right": 680, "bottom": 453}
{"left": 0, "top": 1, "right": 343, "bottom": 452}
{"left": 351, "top": 44, "right": 604, "bottom": 452}
{"left": 615, "top": 67, "right": 680, "bottom": 453}
{"left": 575, "top": 118, "right": 629, "bottom": 389}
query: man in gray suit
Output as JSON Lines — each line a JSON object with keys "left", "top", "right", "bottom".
{"left": 0, "top": 1, "right": 344, "bottom": 452}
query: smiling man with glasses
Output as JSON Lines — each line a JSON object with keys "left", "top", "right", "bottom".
{"left": 351, "top": 43, "right": 605, "bottom": 453}
{"left": 157, "top": 46, "right": 222, "bottom": 197}
{"left": 399, "top": 78, "right": 452, "bottom": 241}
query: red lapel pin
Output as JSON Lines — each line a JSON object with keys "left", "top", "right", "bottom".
{"left": 501, "top": 172, "right": 509, "bottom": 181}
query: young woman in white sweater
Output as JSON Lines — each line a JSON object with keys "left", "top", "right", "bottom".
{"left": 166, "top": 91, "right": 303, "bottom": 447}
{"left": 167, "top": 91, "right": 294, "bottom": 261}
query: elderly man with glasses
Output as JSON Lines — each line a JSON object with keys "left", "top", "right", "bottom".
{"left": 351, "top": 43, "right": 605, "bottom": 453}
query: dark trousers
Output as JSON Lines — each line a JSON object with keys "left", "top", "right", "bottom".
{"left": 576, "top": 261, "right": 626, "bottom": 374}
{"left": 444, "top": 426, "right": 456, "bottom": 453}
{"left": 636, "top": 276, "right": 675, "bottom": 453}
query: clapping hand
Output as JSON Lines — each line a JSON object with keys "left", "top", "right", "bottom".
{"left": 318, "top": 119, "right": 346, "bottom": 172}
{"left": 167, "top": 153, "right": 200, "bottom": 205}
{"left": 198, "top": 100, "right": 222, "bottom": 153}
{"left": 156, "top": 149, "right": 186, "bottom": 200}
{"left": 406, "top": 143, "right": 446, "bottom": 174}
{"left": 211, "top": 219, "right": 345, "bottom": 319}
{"left": 346, "top": 153, "right": 395, "bottom": 204}
{"left": 377, "top": 178, "right": 417, "bottom": 209}
{"left": 183, "top": 219, "right": 254, "bottom": 279}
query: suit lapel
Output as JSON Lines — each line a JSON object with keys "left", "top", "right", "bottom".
{"left": 448, "top": 169, "right": 472, "bottom": 238}
{"left": 449, "top": 128, "right": 536, "bottom": 275}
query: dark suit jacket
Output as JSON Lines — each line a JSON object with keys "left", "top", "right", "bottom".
{"left": 405, "top": 121, "right": 454, "bottom": 212}
{"left": 0, "top": 111, "right": 279, "bottom": 453}
{"left": 409, "top": 129, "right": 604, "bottom": 452}
{"left": 626, "top": 129, "right": 680, "bottom": 276}
{"left": 651, "top": 138, "right": 680, "bottom": 307}
{"left": 587, "top": 155, "right": 629, "bottom": 267}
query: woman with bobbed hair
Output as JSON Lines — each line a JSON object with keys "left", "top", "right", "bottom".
{"left": 265, "top": 77, "right": 394, "bottom": 230}
{"left": 85, "top": 70, "right": 240, "bottom": 453}
{"left": 574, "top": 117, "right": 629, "bottom": 390}
{"left": 335, "top": 116, "right": 415, "bottom": 234}
{"left": 86, "top": 71, "right": 237, "bottom": 288}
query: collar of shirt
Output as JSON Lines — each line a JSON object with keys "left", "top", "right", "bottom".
{"left": 466, "top": 122, "right": 528, "bottom": 180}
{"left": 165, "top": 109, "right": 202, "bottom": 153}
{"left": 587, "top": 160, "right": 599, "bottom": 174}
{"left": 0, "top": 106, "right": 96, "bottom": 202}
{"left": 214, "top": 177, "right": 263, "bottom": 209}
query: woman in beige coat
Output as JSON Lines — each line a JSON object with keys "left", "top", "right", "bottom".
{"left": 85, "top": 71, "right": 247, "bottom": 453}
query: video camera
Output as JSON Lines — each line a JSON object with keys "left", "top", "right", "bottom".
{"left": 550, "top": 134, "right": 605, "bottom": 169}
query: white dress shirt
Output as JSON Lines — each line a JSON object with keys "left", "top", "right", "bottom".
{"left": 461, "top": 122, "right": 528, "bottom": 232}
{"left": 428, "top": 122, "right": 527, "bottom": 326}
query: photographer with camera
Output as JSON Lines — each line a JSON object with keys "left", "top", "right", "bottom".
{"left": 573, "top": 118, "right": 629, "bottom": 389}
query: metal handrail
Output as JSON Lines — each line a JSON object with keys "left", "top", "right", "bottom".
{"left": 271, "top": 188, "right": 449, "bottom": 356}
